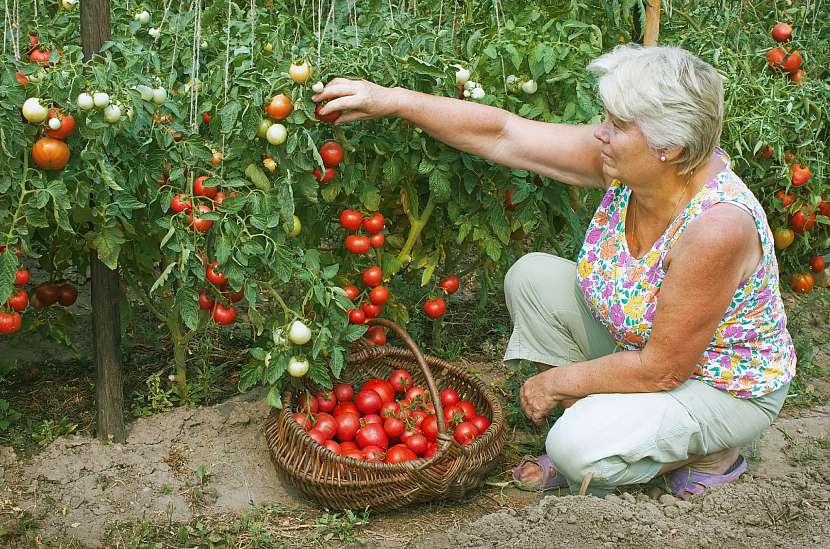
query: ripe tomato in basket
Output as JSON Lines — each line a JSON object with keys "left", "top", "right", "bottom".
{"left": 323, "top": 440, "right": 341, "bottom": 455}
{"left": 336, "top": 414, "right": 360, "bottom": 442}
{"left": 361, "top": 414, "right": 383, "bottom": 425}
{"left": 355, "top": 390, "right": 383, "bottom": 414}
{"left": 457, "top": 400, "right": 476, "bottom": 419}
{"left": 469, "top": 415, "right": 491, "bottom": 434}
{"left": 314, "top": 413, "right": 338, "bottom": 439}
{"left": 380, "top": 401, "right": 400, "bottom": 418}
{"left": 292, "top": 412, "right": 311, "bottom": 430}
{"left": 385, "top": 444, "right": 418, "bottom": 463}
{"left": 334, "top": 383, "right": 354, "bottom": 402}
{"left": 388, "top": 369, "right": 413, "bottom": 393}
{"left": 334, "top": 401, "right": 359, "bottom": 417}
{"left": 297, "top": 393, "right": 318, "bottom": 414}
{"left": 440, "top": 388, "right": 460, "bottom": 407}
{"left": 421, "top": 415, "right": 438, "bottom": 442}
{"left": 363, "top": 379, "right": 395, "bottom": 403}
{"left": 405, "top": 434, "right": 429, "bottom": 456}
{"left": 316, "top": 390, "right": 336, "bottom": 413}
{"left": 383, "top": 416, "right": 406, "bottom": 439}
{"left": 363, "top": 445, "right": 386, "bottom": 462}
{"left": 356, "top": 423, "right": 389, "bottom": 449}
{"left": 454, "top": 422, "right": 479, "bottom": 445}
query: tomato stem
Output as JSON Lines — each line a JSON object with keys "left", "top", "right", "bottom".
{"left": 397, "top": 193, "right": 435, "bottom": 264}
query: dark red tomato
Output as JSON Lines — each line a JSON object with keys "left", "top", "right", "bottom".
{"left": 189, "top": 205, "right": 213, "bottom": 232}
{"left": 776, "top": 191, "right": 795, "bottom": 208}
{"left": 211, "top": 303, "right": 237, "bottom": 325}
{"left": 819, "top": 201, "right": 830, "bottom": 218}
{"left": 421, "top": 414, "right": 439, "bottom": 442}
{"left": 343, "top": 449, "right": 366, "bottom": 460}
{"left": 388, "top": 369, "right": 413, "bottom": 394}
{"left": 790, "top": 207, "right": 816, "bottom": 234}
{"left": 424, "top": 443, "right": 438, "bottom": 458}
{"left": 345, "top": 235, "right": 370, "bottom": 254}
{"left": 457, "top": 400, "right": 476, "bottom": 419}
{"left": 811, "top": 255, "right": 826, "bottom": 273}
{"left": 438, "top": 275, "right": 460, "bottom": 294}
{"left": 193, "top": 176, "right": 218, "bottom": 199}
{"left": 202, "top": 112, "right": 211, "bottom": 123}
{"left": 404, "top": 386, "right": 428, "bottom": 403}
{"left": 369, "top": 232, "right": 385, "bottom": 248}
{"left": 405, "top": 434, "right": 429, "bottom": 456}
{"left": 356, "top": 423, "right": 389, "bottom": 449}
{"left": 361, "top": 265, "right": 382, "bottom": 287}
{"left": 15, "top": 269, "right": 30, "bottom": 286}
{"left": 225, "top": 288, "right": 244, "bottom": 303}
{"left": 369, "top": 286, "right": 389, "bottom": 305}
{"left": 170, "top": 194, "right": 192, "bottom": 213}
{"left": 342, "top": 284, "right": 361, "bottom": 301}
{"left": 791, "top": 164, "right": 811, "bottom": 186}
{"left": 444, "top": 404, "right": 466, "bottom": 424}
{"left": 313, "top": 166, "right": 337, "bottom": 183}
{"left": 400, "top": 428, "right": 421, "bottom": 443}
{"left": 314, "top": 413, "right": 338, "bottom": 439}
{"left": 385, "top": 444, "right": 418, "bottom": 464}
{"left": 782, "top": 50, "right": 802, "bottom": 73}
{"left": 361, "top": 414, "right": 383, "bottom": 425}
{"left": 504, "top": 189, "right": 516, "bottom": 210}
{"left": 469, "top": 415, "right": 491, "bottom": 434}
{"left": 8, "top": 289, "right": 28, "bottom": 312}
{"left": 213, "top": 192, "right": 227, "bottom": 206}
{"left": 323, "top": 439, "right": 341, "bottom": 455}
{"left": 410, "top": 410, "right": 428, "bottom": 429}
{"left": 307, "top": 429, "right": 327, "bottom": 445}
{"left": 339, "top": 441, "right": 359, "bottom": 453}
{"left": 790, "top": 272, "right": 815, "bottom": 294}
{"left": 363, "top": 379, "right": 395, "bottom": 403}
{"left": 292, "top": 412, "right": 311, "bottom": 430}
{"left": 355, "top": 389, "right": 383, "bottom": 414}
{"left": 361, "top": 302, "right": 382, "bottom": 319}
{"left": 453, "top": 422, "right": 479, "bottom": 445}
{"left": 339, "top": 209, "right": 363, "bottom": 231}
{"left": 57, "top": 284, "right": 77, "bottom": 306}
{"left": 423, "top": 298, "right": 446, "bottom": 318}
{"left": 366, "top": 325, "right": 387, "bottom": 346}
{"left": 320, "top": 140, "right": 344, "bottom": 167}
{"left": 767, "top": 47, "right": 786, "bottom": 68}
{"left": 334, "top": 383, "right": 354, "bottom": 403}
{"left": 348, "top": 308, "right": 366, "bottom": 324}
{"left": 335, "top": 413, "right": 360, "bottom": 442}
{"left": 315, "top": 102, "right": 340, "bottom": 123}
{"left": 333, "top": 401, "right": 359, "bottom": 417}
{"left": 440, "top": 389, "right": 460, "bottom": 407}
{"left": 362, "top": 212, "right": 384, "bottom": 234}
{"left": 316, "top": 390, "right": 337, "bottom": 413}
{"left": 36, "top": 283, "right": 61, "bottom": 306}
{"left": 380, "top": 401, "right": 400, "bottom": 418}
{"left": 362, "top": 445, "right": 385, "bottom": 462}
{"left": 297, "top": 393, "right": 319, "bottom": 414}
{"left": 197, "top": 291, "right": 214, "bottom": 310}
{"left": 771, "top": 22, "right": 792, "bottom": 42}
{"left": 383, "top": 416, "right": 406, "bottom": 439}
{"left": 206, "top": 261, "right": 227, "bottom": 287}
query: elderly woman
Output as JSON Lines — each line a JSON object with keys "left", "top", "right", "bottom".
{"left": 313, "top": 45, "right": 796, "bottom": 498}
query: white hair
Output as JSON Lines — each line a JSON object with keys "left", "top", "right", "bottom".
{"left": 587, "top": 44, "right": 724, "bottom": 175}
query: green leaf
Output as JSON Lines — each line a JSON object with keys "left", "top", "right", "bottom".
{"left": 244, "top": 163, "right": 271, "bottom": 192}
{"left": 308, "top": 359, "right": 332, "bottom": 389}
{"left": 330, "top": 346, "right": 345, "bottom": 379}
{"left": 0, "top": 251, "right": 17, "bottom": 304}
{"left": 219, "top": 100, "right": 241, "bottom": 134}
{"left": 265, "top": 353, "right": 288, "bottom": 384}
{"left": 344, "top": 324, "right": 367, "bottom": 342}
{"left": 239, "top": 361, "right": 264, "bottom": 392}
{"left": 150, "top": 262, "right": 175, "bottom": 295}
{"left": 428, "top": 169, "right": 451, "bottom": 203}
{"left": 214, "top": 234, "right": 232, "bottom": 264}
{"left": 420, "top": 253, "right": 439, "bottom": 287}
{"left": 266, "top": 385, "right": 282, "bottom": 409}
{"left": 321, "top": 264, "right": 339, "bottom": 280}
{"left": 92, "top": 226, "right": 126, "bottom": 269}
{"left": 176, "top": 287, "right": 200, "bottom": 331}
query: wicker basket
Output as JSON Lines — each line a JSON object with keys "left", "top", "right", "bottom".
{"left": 264, "top": 318, "right": 507, "bottom": 511}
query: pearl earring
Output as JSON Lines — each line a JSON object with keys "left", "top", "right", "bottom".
{"left": 660, "top": 154, "right": 667, "bottom": 162}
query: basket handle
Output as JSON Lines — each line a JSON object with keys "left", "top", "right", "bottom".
{"left": 366, "top": 318, "right": 448, "bottom": 438}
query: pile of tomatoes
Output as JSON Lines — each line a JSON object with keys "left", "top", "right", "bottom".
{"left": 291, "top": 368, "right": 491, "bottom": 463}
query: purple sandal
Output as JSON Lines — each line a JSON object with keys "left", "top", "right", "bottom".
{"left": 665, "top": 455, "right": 747, "bottom": 500}
{"left": 511, "top": 454, "right": 569, "bottom": 491}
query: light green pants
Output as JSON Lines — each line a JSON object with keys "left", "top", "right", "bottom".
{"left": 503, "top": 252, "right": 788, "bottom": 496}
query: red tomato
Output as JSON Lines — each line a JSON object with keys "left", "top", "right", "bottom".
{"left": 790, "top": 272, "right": 814, "bottom": 294}
{"left": 202, "top": 112, "right": 211, "bottom": 123}
{"left": 45, "top": 109, "right": 76, "bottom": 140}
{"left": 504, "top": 189, "right": 516, "bottom": 210}
{"left": 348, "top": 308, "right": 366, "bottom": 324}
{"left": 361, "top": 414, "right": 383, "bottom": 425}
{"left": 362, "top": 212, "right": 384, "bottom": 234}
{"left": 335, "top": 413, "right": 360, "bottom": 442}
{"left": 361, "top": 302, "right": 382, "bottom": 319}
{"left": 265, "top": 94, "right": 293, "bottom": 120}
{"left": 782, "top": 50, "right": 802, "bottom": 73}
{"left": 819, "top": 201, "right": 830, "bottom": 218}
{"left": 333, "top": 401, "right": 359, "bottom": 417}
{"left": 790, "top": 207, "right": 816, "bottom": 234}
{"left": 345, "top": 235, "right": 370, "bottom": 254}
{"left": 469, "top": 415, "right": 491, "bottom": 434}
{"left": 197, "top": 290, "right": 214, "bottom": 310}
{"left": 421, "top": 414, "right": 439, "bottom": 442}
{"left": 363, "top": 379, "right": 395, "bottom": 403}
{"left": 339, "top": 441, "right": 359, "bottom": 453}
{"left": 811, "top": 255, "right": 826, "bottom": 273}
{"left": 356, "top": 423, "right": 389, "bottom": 449}
{"left": 323, "top": 440, "right": 341, "bottom": 455}
{"left": 776, "top": 191, "right": 795, "bottom": 208}
{"left": 457, "top": 400, "right": 476, "bottom": 419}
{"left": 362, "top": 445, "right": 385, "bottom": 462}
{"left": 292, "top": 412, "right": 311, "bottom": 430}
{"left": 405, "top": 386, "right": 428, "bottom": 403}
{"left": 7, "top": 289, "right": 28, "bottom": 312}
{"left": 361, "top": 265, "right": 382, "bottom": 287}
{"left": 314, "top": 413, "right": 338, "bottom": 439}
{"left": 383, "top": 416, "right": 406, "bottom": 439}
{"left": 225, "top": 288, "right": 244, "bottom": 303}
{"left": 369, "top": 232, "right": 385, "bottom": 248}
{"left": 334, "top": 383, "right": 354, "bottom": 403}
{"left": 767, "top": 47, "right": 786, "bottom": 68}
{"left": 771, "top": 22, "right": 793, "bottom": 42}
{"left": 440, "top": 389, "right": 460, "bottom": 407}
{"left": 355, "top": 390, "right": 383, "bottom": 414}
{"left": 189, "top": 205, "right": 213, "bottom": 232}
{"left": 369, "top": 286, "right": 389, "bottom": 305}
{"left": 32, "top": 137, "right": 70, "bottom": 171}
{"left": 15, "top": 269, "right": 30, "bottom": 286}
{"left": 297, "top": 393, "right": 319, "bottom": 414}
{"left": 424, "top": 443, "right": 438, "bottom": 458}
{"left": 453, "top": 421, "right": 479, "bottom": 445}
{"left": 206, "top": 261, "right": 227, "bottom": 287}
{"left": 343, "top": 449, "right": 365, "bottom": 460}
{"left": 313, "top": 166, "right": 336, "bottom": 183}
{"left": 0, "top": 312, "right": 21, "bottom": 334}
{"left": 385, "top": 444, "right": 418, "bottom": 464}
{"left": 193, "top": 176, "right": 218, "bottom": 199}
{"left": 308, "top": 429, "right": 327, "bottom": 445}
{"left": 365, "top": 325, "right": 387, "bottom": 346}
{"left": 317, "top": 390, "right": 337, "bottom": 413}
{"left": 320, "top": 141, "right": 344, "bottom": 167}
{"left": 339, "top": 209, "right": 363, "bottom": 231}
{"left": 35, "top": 283, "right": 60, "bottom": 306}
{"left": 213, "top": 192, "right": 227, "bottom": 206}
{"left": 211, "top": 303, "right": 237, "bottom": 325}
{"left": 315, "top": 102, "right": 340, "bottom": 123}
{"left": 438, "top": 275, "right": 460, "bottom": 294}
{"left": 444, "top": 404, "right": 466, "bottom": 424}
{"left": 405, "top": 434, "right": 429, "bottom": 455}
{"left": 756, "top": 145, "right": 773, "bottom": 159}
{"left": 423, "top": 298, "right": 446, "bottom": 318}
{"left": 791, "top": 164, "right": 811, "bottom": 186}
{"left": 380, "top": 401, "right": 400, "bottom": 418}
{"left": 170, "top": 194, "right": 192, "bottom": 213}
{"left": 342, "top": 285, "right": 361, "bottom": 301}
{"left": 388, "top": 369, "right": 413, "bottom": 394}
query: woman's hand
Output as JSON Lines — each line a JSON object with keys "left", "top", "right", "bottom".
{"left": 312, "top": 78, "right": 399, "bottom": 124}
{"left": 520, "top": 369, "right": 565, "bottom": 426}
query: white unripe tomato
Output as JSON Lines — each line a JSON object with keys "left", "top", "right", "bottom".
{"left": 135, "top": 10, "right": 150, "bottom": 24}
{"left": 287, "top": 320, "right": 311, "bottom": 345}
{"left": 135, "top": 85, "right": 154, "bottom": 101}
{"left": 455, "top": 67, "right": 470, "bottom": 86}
{"left": 463, "top": 90, "right": 471, "bottom": 98}
{"left": 103, "top": 104, "right": 122, "bottom": 123}
{"left": 28, "top": 70, "right": 46, "bottom": 83}
{"left": 311, "top": 81, "right": 325, "bottom": 94}
{"left": 92, "top": 92, "right": 110, "bottom": 108}
{"left": 77, "top": 92, "right": 94, "bottom": 110}
{"left": 266, "top": 123, "right": 287, "bottom": 145}
{"left": 48, "top": 117, "right": 62, "bottom": 130}
{"left": 152, "top": 87, "right": 167, "bottom": 105}
{"left": 464, "top": 80, "right": 476, "bottom": 90}
{"left": 287, "top": 356, "right": 310, "bottom": 377}
{"left": 470, "top": 87, "right": 485, "bottom": 100}
{"left": 289, "top": 61, "right": 312, "bottom": 84}
{"left": 286, "top": 215, "right": 301, "bottom": 237}
{"left": 21, "top": 97, "right": 48, "bottom": 123}
{"left": 61, "top": 0, "right": 77, "bottom": 9}
{"left": 522, "top": 80, "right": 538, "bottom": 94}
{"left": 149, "top": 27, "right": 161, "bottom": 38}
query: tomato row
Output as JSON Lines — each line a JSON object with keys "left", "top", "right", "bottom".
{"left": 291, "top": 369, "right": 491, "bottom": 463}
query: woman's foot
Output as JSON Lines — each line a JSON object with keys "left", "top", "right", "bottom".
{"left": 511, "top": 454, "right": 568, "bottom": 491}
{"left": 661, "top": 450, "right": 747, "bottom": 500}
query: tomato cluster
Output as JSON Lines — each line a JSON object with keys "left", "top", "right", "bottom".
{"left": 765, "top": 21, "right": 803, "bottom": 82}
{"left": 292, "top": 368, "right": 491, "bottom": 463}
{"left": 199, "top": 261, "right": 242, "bottom": 325}
{"left": 1, "top": 257, "right": 78, "bottom": 334}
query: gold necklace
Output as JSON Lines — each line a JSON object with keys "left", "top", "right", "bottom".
{"left": 628, "top": 176, "right": 693, "bottom": 255}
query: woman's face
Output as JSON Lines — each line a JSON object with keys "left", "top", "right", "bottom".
{"left": 593, "top": 112, "right": 662, "bottom": 185}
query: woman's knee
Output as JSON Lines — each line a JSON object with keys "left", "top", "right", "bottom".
{"left": 545, "top": 415, "right": 596, "bottom": 482}
{"left": 504, "top": 253, "right": 574, "bottom": 299}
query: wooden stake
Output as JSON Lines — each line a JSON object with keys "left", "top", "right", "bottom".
{"left": 643, "top": 0, "right": 661, "bottom": 46}
{"left": 579, "top": 472, "right": 593, "bottom": 495}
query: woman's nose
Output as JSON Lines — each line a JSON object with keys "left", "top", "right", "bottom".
{"left": 593, "top": 119, "right": 610, "bottom": 143}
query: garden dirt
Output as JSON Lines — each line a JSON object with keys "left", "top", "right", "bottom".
{"left": 1, "top": 381, "right": 829, "bottom": 547}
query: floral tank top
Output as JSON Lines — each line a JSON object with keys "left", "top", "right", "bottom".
{"left": 575, "top": 151, "right": 796, "bottom": 398}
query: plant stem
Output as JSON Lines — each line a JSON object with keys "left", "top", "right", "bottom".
{"left": 397, "top": 193, "right": 435, "bottom": 264}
